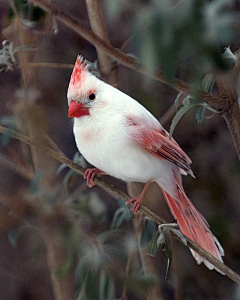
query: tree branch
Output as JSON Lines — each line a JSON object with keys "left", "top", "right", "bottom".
{"left": 0, "top": 125, "right": 240, "bottom": 284}
{"left": 27, "top": 0, "right": 227, "bottom": 110}
{"left": 85, "top": 0, "right": 118, "bottom": 85}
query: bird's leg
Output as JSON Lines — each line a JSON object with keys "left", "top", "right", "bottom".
{"left": 126, "top": 181, "right": 151, "bottom": 213}
{"left": 84, "top": 168, "right": 106, "bottom": 187}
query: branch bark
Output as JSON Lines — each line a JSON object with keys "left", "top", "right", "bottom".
{"left": 215, "top": 58, "right": 240, "bottom": 161}
{"left": 85, "top": 0, "right": 117, "bottom": 85}
{"left": 222, "top": 100, "right": 240, "bottom": 161}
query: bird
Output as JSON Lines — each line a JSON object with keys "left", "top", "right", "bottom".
{"left": 67, "top": 55, "right": 224, "bottom": 272}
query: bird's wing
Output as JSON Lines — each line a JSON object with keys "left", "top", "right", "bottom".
{"left": 126, "top": 115, "right": 194, "bottom": 177}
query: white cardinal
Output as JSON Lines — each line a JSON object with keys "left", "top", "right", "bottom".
{"left": 67, "top": 56, "right": 224, "bottom": 272}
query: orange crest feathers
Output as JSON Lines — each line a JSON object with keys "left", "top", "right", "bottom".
{"left": 68, "top": 56, "right": 89, "bottom": 93}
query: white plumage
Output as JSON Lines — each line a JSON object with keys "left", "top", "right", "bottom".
{"left": 67, "top": 56, "right": 224, "bottom": 272}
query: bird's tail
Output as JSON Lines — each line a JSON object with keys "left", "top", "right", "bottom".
{"left": 160, "top": 175, "right": 224, "bottom": 272}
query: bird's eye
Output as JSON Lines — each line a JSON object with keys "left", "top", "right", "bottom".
{"left": 88, "top": 93, "right": 96, "bottom": 101}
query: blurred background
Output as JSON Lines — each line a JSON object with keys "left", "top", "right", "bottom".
{"left": 0, "top": 0, "right": 240, "bottom": 299}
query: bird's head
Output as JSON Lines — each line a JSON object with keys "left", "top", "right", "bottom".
{"left": 67, "top": 56, "right": 100, "bottom": 118}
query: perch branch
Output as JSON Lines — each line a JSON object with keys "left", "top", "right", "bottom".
{"left": 0, "top": 125, "right": 240, "bottom": 283}
{"left": 85, "top": 0, "right": 118, "bottom": 85}
{"left": 19, "top": 62, "right": 74, "bottom": 69}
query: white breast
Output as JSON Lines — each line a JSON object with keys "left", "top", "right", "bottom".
{"left": 73, "top": 111, "right": 174, "bottom": 187}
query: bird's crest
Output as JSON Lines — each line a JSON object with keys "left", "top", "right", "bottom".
{"left": 68, "top": 55, "right": 89, "bottom": 92}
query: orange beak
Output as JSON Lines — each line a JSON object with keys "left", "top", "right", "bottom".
{"left": 68, "top": 101, "right": 90, "bottom": 118}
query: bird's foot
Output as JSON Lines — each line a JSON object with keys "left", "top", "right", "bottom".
{"left": 83, "top": 168, "right": 104, "bottom": 187}
{"left": 125, "top": 182, "right": 151, "bottom": 213}
{"left": 125, "top": 196, "right": 143, "bottom": 213}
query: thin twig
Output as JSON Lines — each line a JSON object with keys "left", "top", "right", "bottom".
{"left": 18, "top": 62, "right": 74, "bottom": 69}
{"left": 85, "top": 0, "right": 117, "bottom": 85}
{"left": 27, "top": 0, "right": 227, "bottom": 111}
{"left": 0, "top": 125, "right": 240, "bottom": 283}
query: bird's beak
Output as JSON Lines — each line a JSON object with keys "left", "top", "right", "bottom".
{"left": 68, "top": 101, "right": 90, "bottom": 118}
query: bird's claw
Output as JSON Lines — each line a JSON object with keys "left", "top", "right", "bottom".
{"left": 125, "top": 197, "right": 141, "bottom": 213}
{"left": 125, "top": 182, "right": 150, "bottom": 214}
{"left": 84, "top": 168, "right": 102, "bottom": 187}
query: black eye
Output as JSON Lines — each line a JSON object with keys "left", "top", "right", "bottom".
{"left": 88, "top": 93, "right": 96, "bottom": 101}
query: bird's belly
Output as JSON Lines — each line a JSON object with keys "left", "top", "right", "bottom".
{"left": 73, "top": 119, "right": 173, "bottom": 185}
{"left": 77, "top": 136, "right": 164, "bottom": 183}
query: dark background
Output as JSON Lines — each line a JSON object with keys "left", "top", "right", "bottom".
{"left": 0, "top": 0, "right": 240, "bottom": 299}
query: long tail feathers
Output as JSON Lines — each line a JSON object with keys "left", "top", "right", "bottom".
{"left": 160, "top": 175, "right": 224, "bottom": 273}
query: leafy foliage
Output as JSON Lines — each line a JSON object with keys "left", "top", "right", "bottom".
{"left": 146, "top": 223, "right": 187, "bottom": 281}
{"left": 111, "top": 199, "right": 132, "bottom": 229}
{"left": 170, "top": 72, "right": 221, "bottom": 137}
{"left": 133, "top": 0, "right": 237, "bottom": 81}
{"left": 76, "top": 230, "right": 126, "bottom": 300}
{"left": 105, "top": 0, "right": 237, "bottom": 82}
{"left": 10, "top": 0, "right": 46, "bottom": 22}
{"left": 57, "top": 152, "right": 85, "bottom": 193}
{"left": 140, "top": 218, "right": 156, "bottom": 246}
{"left": 0, "top": 40, "right": 37, "bottom": 73}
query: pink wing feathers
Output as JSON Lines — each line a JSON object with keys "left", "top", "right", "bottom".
{"left": 126, "top": 115, "right": 224, "bottom": 269}
{"left": 126, "top": 115, "right": 194, "bottom": 177}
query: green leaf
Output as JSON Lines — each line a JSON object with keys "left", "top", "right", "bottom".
{"left": 76, "top": 256, "right": 98, "bottom": 299}
{"left": 56, "top": 163, "right": 67, "bottom": 175}
{"left": 83, "top": 271, "right": 99, "bottom": 300}
{"left": 201, "top": 74, "right": 215, "bottom": 93}
{"left": 12, "top": 0, "right": 46, "bottom": 22}
{"left": 111, "top": 207, "right": 129, "bottom": 229}
{"left": 162, "top": 231, "right": 172, "bottom": 282}
{"left": 181, "top": 96, "right": 192, "bottom": 106}
{"left": 63, "top": 169, "right": 76, "bottom": 192}
{"left": 169, "top": 102, "right": 199, "bottom": 138}
{"left": 147, "top": 231, "right": 159, "bottom": 257}
{"left": 222, "top": 46, "right": 237, "bottom": 69}
{"left": 76, "top": 252, "right": 116, "bottom": 300}
{"left": 174, "top": 92, "right": 183, "bottom": 111}
{"left": 29, "top": 169, "right": 44, "bottom": 194}
{"left": 141, "top": 218, "right": 156, "bottom": 247}
{"left": 0, "top": 128, "right": 12, "bottom": 147}
{"left": 0, "top": 116, "right": 21, "bottom": 129}
{"left": 56, "top": 256, "right": 73, "bottom": 279}
{"left": 170, "top": 228, "right": 187, "bottom": 246}
{"left": 99, "top": 270, "right": 115, "bottom": 300}
{"left": 111, "top": 200, "right": 131, "bottom": 229}
{"left": 156, "top": 231, "right": 166, "bottom": 247}
{"left": 196, "top": 106, "right": 206, "bottom": 123}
